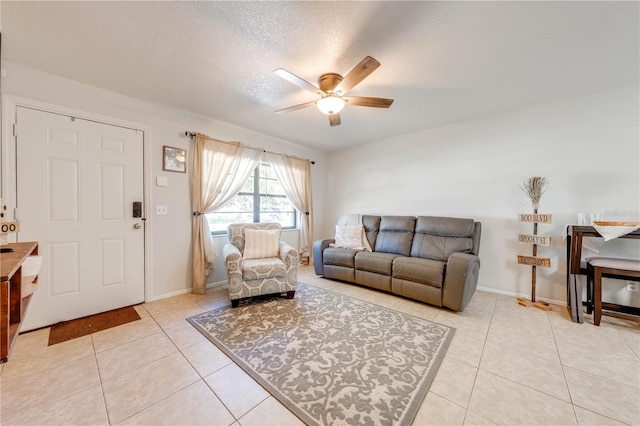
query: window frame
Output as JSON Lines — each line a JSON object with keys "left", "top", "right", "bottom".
{"left": 207, "top": 162, "right": 297, "bottom": 235}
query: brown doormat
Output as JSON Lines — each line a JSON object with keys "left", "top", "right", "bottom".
{"left": 48, "top": 306, "right": 141, "bottom": 346}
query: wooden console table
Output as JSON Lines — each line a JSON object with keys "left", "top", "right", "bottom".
{"left": 1, "top": 241, "right": 39, "bottom": 362}
{"left": 566, "top": 226, "right": 640, "bottom": 322}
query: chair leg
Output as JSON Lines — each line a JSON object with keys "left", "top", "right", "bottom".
{"left": 286, "top": 291, "right": 295, "bottom": 299}
{"left": 586, "top": 264, "right": 593, "bottom": 315}
{"left": 231, "top": 299, "right": 239, "bottom": 308}
{"left": 593, "top": 267, "right": 602, "bottom": 326}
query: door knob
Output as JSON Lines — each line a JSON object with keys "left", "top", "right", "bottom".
{"left": 133, "top": 223, "right": 142, "bottom": 230}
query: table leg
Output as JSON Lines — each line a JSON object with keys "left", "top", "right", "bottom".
{"left": 1, "top": 280, "right": 9, "bottom": 362}
{"left": 594, "top": 267, "right": 602, "bottom": 326}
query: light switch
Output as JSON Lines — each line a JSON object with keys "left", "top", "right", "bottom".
{"left": 156, "top": 205, "right": 168, "bottom": 215}
{"left": 156, "top": 176, "right": 168, "bottom": 187}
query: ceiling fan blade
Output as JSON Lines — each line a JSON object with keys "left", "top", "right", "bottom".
{"left": 329, "top": 113, "right": 341, "bottom": 127}
{"left": 275, "top": 101, "right": 317, "bottom": 114}
{"left": 335, "top": 56, "right": 380, "bottom": 94}
{"left": 273, "top": 68, "right": 323, "bottom": 94}
{"left": 344, "top": 96, "right": 394, "bottom": 108}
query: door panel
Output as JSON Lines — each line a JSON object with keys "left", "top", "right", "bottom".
{"left": 100, "top": 238, "right": 125, "bottom": 287}
{"left": 48, "top": 241, "right": 80, "bottom": 296}
{"left": 17, "top": 107, "right": 145, "bottom": 330}
{"left": 47, "top": 158, "right": 79, "bottom": 222}
{"left": 100, "top": 163, "right": 125, "bottom": 221}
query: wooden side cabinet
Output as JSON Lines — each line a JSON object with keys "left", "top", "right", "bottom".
{"left": 1, "top": 241, "right": 39, "bottom": 363}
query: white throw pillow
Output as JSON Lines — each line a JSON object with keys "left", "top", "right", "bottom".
{"left": 334, "top": 224, "right": 365, "bottom": 250}
{"left": 243, "top": 229, "right": 280, "bottom": 259}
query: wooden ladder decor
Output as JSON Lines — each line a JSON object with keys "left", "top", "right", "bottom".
{"left": 516, "top": 177, "right": 552, "bottom": 311}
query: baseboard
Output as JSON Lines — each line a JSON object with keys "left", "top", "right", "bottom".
{"left": 150, "top": 288, "right": 192, "bottom": 301}
{"left": 151, "top": 281, "right": 227, "bottom": 301}
{"left": 476, "top": 285, "right": 566, "bottom": 307}
{"left": 206, "top": 281, "right": 227, "bottom": 289}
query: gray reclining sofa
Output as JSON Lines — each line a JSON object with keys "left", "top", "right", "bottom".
{"left": 313, "top": 215, "right": 481, "bottom": 312}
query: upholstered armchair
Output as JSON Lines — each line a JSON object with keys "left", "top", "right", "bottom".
{"left": 223, "top": 223, "right": 298, "bottom": 307}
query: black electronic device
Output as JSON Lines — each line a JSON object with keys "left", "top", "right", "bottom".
{"left": 133, "top": 201, "right": 142, "bottom": 218}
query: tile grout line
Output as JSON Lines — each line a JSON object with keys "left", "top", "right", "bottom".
{"left": 104, "top": 304, "right": 197, "bottom": 425}
{"left": 172, "top": 326, "right": 240, "bottom": 422}
{"left": 474, "top": 303, "right": 577, "bottom": 403}
{"left": 548, "top": 309, "right": 640, "bottom": 425}
{"left": 89, "top": 334, "right": 112, "bottom": 425}
{"left": 121, "top": 296, "right": 241, "bottom": 424}
{"left": 462, "top": 292, "right": 498, "bottom": 424}
{"left": 545, "top": 307, "right": 581, "bottom": 426}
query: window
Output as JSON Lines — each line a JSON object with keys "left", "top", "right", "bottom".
{"left": 207, "top": 162, "right": 297, "bottom": 234}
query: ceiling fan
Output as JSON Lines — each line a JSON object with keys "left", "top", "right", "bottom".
{"left": 273, "top": 56, "right": 393, "bottom": 127}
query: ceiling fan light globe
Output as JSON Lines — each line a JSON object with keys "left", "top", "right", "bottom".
{"left": 317, "top": 95, "right": 345, "bottom": 115}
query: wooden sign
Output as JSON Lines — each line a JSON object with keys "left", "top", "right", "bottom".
{"left": 0, "top": 221, "right": 20, "bottom": 234}
{"left": 518, "top": 233, "right": 551, "bottom": 246}
{"left": 517, "top": 255, "right": 551, "bottom": 268}
{"left": 518, "top": 213, "right": 552, "bottom": 223}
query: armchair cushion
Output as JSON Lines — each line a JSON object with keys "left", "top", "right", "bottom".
{"left": 243, "top": 258, "right": 286, "bottom": 280}
{"left": 243, "top": 229, "right": 280, "bottom": 259}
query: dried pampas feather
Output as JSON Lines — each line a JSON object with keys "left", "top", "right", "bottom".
{"left": 518, "top": 176, "right": 550, "bottom": 208}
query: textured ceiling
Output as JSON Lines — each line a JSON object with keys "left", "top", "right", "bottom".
{"left": 2, "top": 1, "right": 638, "bottom": 151}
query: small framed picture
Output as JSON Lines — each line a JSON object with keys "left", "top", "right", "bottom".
{"left": 163, "top": 146, "right": 187, "bottom": 173}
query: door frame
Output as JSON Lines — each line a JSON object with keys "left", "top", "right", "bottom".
{"left": 1, "top": 94, "right": 154, "bottom": 303}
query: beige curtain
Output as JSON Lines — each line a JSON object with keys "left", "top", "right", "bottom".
{"left": 265, "top": 152, "right": 313, "bottom": 254}
{"left": 191, "top": 134, "right": 262, "bottom": 294}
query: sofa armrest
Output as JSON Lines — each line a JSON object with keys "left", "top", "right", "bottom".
{"left": 280, "top": 241, "right": 298, "bottom": 289}
{"left": 442, "top": 252, "right": 481, "bottom": 312}
{"left": 313, "top": 239, "right": 335, "bottom": 275}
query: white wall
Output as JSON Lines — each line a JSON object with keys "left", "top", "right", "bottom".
{"left": 1, "top": 61, "right": 326, "bottom": 300}
{"left": 324, "top": 84, "right": 640, "bottom": 305}
{"left": 3, "top": 60, "right": 637, "bottom": 306}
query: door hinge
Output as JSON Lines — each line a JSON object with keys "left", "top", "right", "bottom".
{"left": 13, "top": 123, "right": 17, "bottom": 137}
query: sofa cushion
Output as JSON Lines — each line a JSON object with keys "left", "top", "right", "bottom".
{"left": 374, "top": 216, "right": 416, "bottom": 256}
{"left": 411, "top": 216, "right": 474, "bottom": 261}
{"left": 355, "top": 252, "right": 400, "bottom": 275}
{"left": 392, "top": 257, "right": 445, "bottom": 288}
{"left": 417, "top": 216, "right": 475, "bottom": 237}
{"left": 363, "top": 215, "right": 381, "bottom": 250}
{"left": 324, "top": 247, "right": 358, "bottom": 268}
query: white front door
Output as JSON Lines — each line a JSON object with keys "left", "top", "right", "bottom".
{"left": 16, "top": 106, "right": 145, "bottom": 330}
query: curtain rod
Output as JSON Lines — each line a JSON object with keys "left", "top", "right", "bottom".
{"left": 185, "top": 131, "right": 315, "bottom": 164}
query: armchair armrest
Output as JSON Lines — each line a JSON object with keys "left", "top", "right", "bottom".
{"left": 223, "top": 243, "right": 242, "bottom": 291}
{"left": 279, "top": 241, "right": 298, "bottom": 289}
{"left": 223, "top": 243, "right": 241, "bottom": 262}
{"left": 442, "top": 252, "right": 481, "bottom": 312}
{"left": 279, "top": 241, "right": 298, "bottom": 266}
{"left": 313, "top": 239, "right": 335, "bottom": 275}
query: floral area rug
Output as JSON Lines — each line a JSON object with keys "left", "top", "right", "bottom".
{"left": 187, "top": 283, "right": 454, "bottom": 426}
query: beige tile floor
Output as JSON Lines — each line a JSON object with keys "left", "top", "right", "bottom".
{"left": 1, "top": 265, "right": 639, "bottom": 425}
